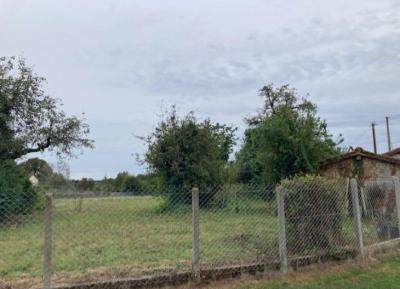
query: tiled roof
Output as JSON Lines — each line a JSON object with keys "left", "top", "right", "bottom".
{"left": 321, "top": 147, "right": 400, "bottom": 167}
{"left": 382, "top": 148, "right": 400, "bottom": 157}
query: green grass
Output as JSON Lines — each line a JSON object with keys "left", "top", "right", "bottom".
{"left": 0, "top": 195, "right": 385, "bottom": 287}
{"left": 239, "top": 254, "right": 400, "bottom": 289}
{"left": 0, "top": 196, "right": 278, "bottom": 285}
{"left": 175, "top": 253, "right": 400, "bottom": 289}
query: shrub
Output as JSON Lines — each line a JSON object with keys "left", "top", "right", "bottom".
{"left": 143, "top": 107, "right": 236, "bottom": 208}
{"left": 212, "top": 183, "right": 276, "bottom": 212}
{"left": 0, "top": 159, "right": 37, "bottom": 222}
{"left": 114, "top": 172, "right": 143, "bottom": 195}
{"left": 279, "top": 175, "right": 347, "bottom": 255}
{"left": 365, "top": 182, "right": 397, "bottom": 239}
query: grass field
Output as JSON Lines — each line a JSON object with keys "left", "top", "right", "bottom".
{"left": 0, "top": 195, "right": 278, "bottom": 286}
{"left": 176, "top": 253, "right": 400, "bottom": 289}
{"left": 0, "top": 195, "right": 384, "bottom": 288}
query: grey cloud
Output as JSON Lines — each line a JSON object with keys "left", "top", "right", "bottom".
{"left": 2, "top": 0, "right": 400, "bottom": 178}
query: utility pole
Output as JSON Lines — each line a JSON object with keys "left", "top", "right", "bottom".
{"left": 372, "top": 122, "right": 377, "bottom": 154}
{"left": 386, "top": 116, "right": 392, "bottom": 152}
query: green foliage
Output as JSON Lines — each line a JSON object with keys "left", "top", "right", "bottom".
{"left": 94, "top": 176, "right": 115, "bottom": 192}
{"left": 137, "top": 173, "right": 164, "bottom": 192}
{"left": 143, "top": 107, "right": 237, "bottom": 206}
{"left": 280, "top": 175, "right": 346, "bottom": 254}
{"left": 46, "top": 172, "right": 69, "bottom": 190}
{"left": 0, "top": 56, "right": 93, "bottom": 160}
{"left": 19, "top": 157, "right": 53, "bottom": 182}
{"left": 114, "top": 172, "right": 142, "bottom": 194}
{"left": 19, "top": 157, "right": 72, "bottom": 192}
{"left": 0, "top": 159, "right": 37, "bottom": 221}
{"left": 212, "top": 183, "right": 276, "bottom": 213}
{"left": 77, "top": 178, "right": 95, "bottom": 191}
{"left": 236, "top": 84, "right": 341, "bottom": 184}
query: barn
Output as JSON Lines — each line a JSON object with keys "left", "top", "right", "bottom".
{"left": 320, "top": 147, "right": 400, "bottom": 240}
{"left": 320, "top": 147, "right": 400, "bottom": 180}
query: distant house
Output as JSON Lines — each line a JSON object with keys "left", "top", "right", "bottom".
{"left": 382, "top": 148, "right": 400, "bottom": 160}
{"left": 320, "top": 147, "right": 400, "bottom": 180}
{"left": 29, "top": 175, "right": 39, "bottom": 186}
{"left": 320, "top": 147, "right": 400, "bottom": 239}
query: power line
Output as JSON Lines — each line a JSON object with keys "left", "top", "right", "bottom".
{"left": 344, "top": 126, "right": 370, "bottom": 145}
{"left": 389, "top": 114, "right": 400, "bottom": 120}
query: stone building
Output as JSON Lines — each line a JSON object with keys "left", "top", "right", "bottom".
{"left": 319, "top": 147, "right": 400, "bottom": 180}
{"left": 320, "top": 147, "right": 400, "bottom": 239}
{"left": 29, "top": 175, "right": 39, "bottom": 186}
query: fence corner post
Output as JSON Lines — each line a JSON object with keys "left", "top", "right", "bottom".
{"left": 192, "top": 187, "right": 200, "bottom": 281}
{"left": 276, "top": 187, "right": 288, "bottom": 274}
{"left": 392, "top": 176, "right": 400, "bottom": 235}
{"left": 43, "top": 193, "right": 53, "bottom": 289}
{"left": 350, "top": 178, "right": 365, "bottom": 259}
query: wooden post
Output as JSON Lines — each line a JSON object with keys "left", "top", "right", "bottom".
{"left": 192, "top": 187, "right": 200, "bottom": 281}
{"left": 351, "top": 179, "right": 364, "bottom": 258}
{"left": 43, "top": 193, "right": 53, "bottom": 289}
{"left": 392, "top": 177, "right": 400, "bottom": 235}
{"left": 372, "top": 122, "right": 377, "bottom": 154}
{"left": 277, "top": 188, "right": 288, "bottom": 274}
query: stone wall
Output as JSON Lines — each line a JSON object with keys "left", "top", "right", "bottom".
{"left": 320, "top": 157, "right": 400, "bottom": 180}
{"left": 363, "top": 158, "right": 400, "bottom": 180}
{"left": 320, "top": 158, "right": 353, "bottom": 178}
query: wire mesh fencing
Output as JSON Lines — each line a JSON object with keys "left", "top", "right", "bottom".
{"left": 281, "top": 177, "right": 357, "bottom": 260}
{"left": 198, "top": 184, "right": 278, "bottom": 269}
{"left": 362, "top": 178, "right": 400, "bottom": 245}
{"left": 1, "top": 177, "right": 400, "bottom": 288}
{"left": 51, "top": 187, "right": 193, "bottom": 286}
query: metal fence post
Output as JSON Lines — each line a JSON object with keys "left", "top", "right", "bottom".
{"left": 392, "top": 177, "right": 400, "bottom": 235}
{"left": 192, "top": 187, "right": 200, "bottom": 281}
{"left": 350, "top": 178, "right": 364, "bottom": 258}
{"left": 43, "top": 193, "right": 53, "bottom": 289}
{"left": 277, "top": 187, "right": 288, "bottom": 274}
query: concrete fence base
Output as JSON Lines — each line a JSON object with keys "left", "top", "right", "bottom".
{"left": 52, "top": 250, "right": 359, "bottom": 289}
{"left": 364, "top": 238, "right": 400, "bottom": 258}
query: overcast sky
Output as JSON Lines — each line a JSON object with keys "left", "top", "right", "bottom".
{"left": 1, "top": 0, "right": 400, "bottom": 179}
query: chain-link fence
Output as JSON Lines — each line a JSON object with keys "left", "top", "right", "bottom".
{"left": 362, "top": 178, "right": 400, "bottom": 245}
{"left": 281, "top": 177, "right": 357, "bottom": 260}
{"left": 1, "top": 177, "right": 400, "bottom": 288}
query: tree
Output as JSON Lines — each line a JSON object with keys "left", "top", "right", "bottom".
{"left": 0, "top": 57, "right": 93, "bottom": 160}
{"left": 236, "top": 84, "right": 341, "bottom": 184}
{"left": 19, "top": 158, "right": 72, "bottom": 191}
{"left": 114, "top": 172, "right": 142, "bottom": 193}
{"left": 0, "top": 160, "right": 36, "bottom": 221}
{"left": 143, "top": 107, "right": 236, "bottom": 206}
{"left": 77, "top": 178, "right": 95, "bottom": 191}
{"left": 20, "top": 158, "right": 53, "bottom": 182}
{"left": 46, "top": 172, "right": 69, "bottom": 190}
{"left": 94, "top": 176, "right": 115, "bottom": 192}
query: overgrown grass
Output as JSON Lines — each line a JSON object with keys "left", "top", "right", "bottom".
{"left": 0, "top": 195, "right": 278, "bottom": 285}
{"left": 0, "top": 195, "right": 382, "bottom": 287}
{"left": 170, "top": 253, "right": 400, "bottom": 289}
{"left": 243, "top": 254, "right": 400, "bottom": 289}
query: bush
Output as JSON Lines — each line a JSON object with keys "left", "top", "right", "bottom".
{"left": 143, "top": 107, "right": 236, "bottom": 208}
{"left": 0, "top": 159, "right": 37, "bottom": 222}
{"left": 279, "top": 175, "right": 347, "bottom": 254}
{"left": 114, "top": 172, "right": 144, "bottom": 195}
{"left": 365, "top": 182, "right": 397, "bottom": 239}
{"left": 212, "top": 183, "right": 276, "bottom": 212}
